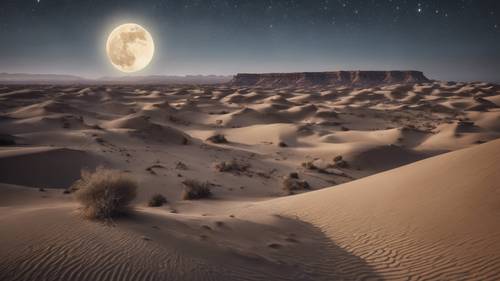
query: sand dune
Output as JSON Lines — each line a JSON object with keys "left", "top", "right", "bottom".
{"left": 246, "top": 139, "right": 500, "bottom": 280}
{"left": 0, "top": 81, "right": 499, "bottom": 280}
{"left": 0, "top": 133, "right": 497, "bottom": 281}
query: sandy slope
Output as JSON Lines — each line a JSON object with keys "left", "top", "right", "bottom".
{"left": 245, "top": 138, "right": 500, "bottom": 280}
{"left": 0, "top": 147, "right": 104, "bottom": 188}
{"left": 0, "top": 135, "right": 498, "bottom": 281}
{"left": 0, "top": 82, "right": 499, "bottom": 280}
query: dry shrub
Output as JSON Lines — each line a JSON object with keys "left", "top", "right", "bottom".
{"left": 303, "top": 157, "right": 349, "bottom": 172}
{"left": 148, "top": 194, "right": 167, "bottom": 207}
{"left": 282, "top": 173, "right": 310, "bottom": 195}
{"left": 213, "top": 160, "right": 249, "bottom": 173}
{"left": 73, "top": 168, "right": 137, "bottom": 220}
{"left": 278, "top": 141, "right": 288, "bottom": 147}
{"left": 182, "top": 179, "right": 212, "bottom": 200}
{"left": 175, "top": 161, "right": 188, "bottom": 170}
{"left": 301, "top": 160, "right": 318, "bottom": 170}
{"left": 333, "top": 155, "right": 349, "bottom": 168}
{"left": 206, "top": 134, "right": 228, "bottom": 143}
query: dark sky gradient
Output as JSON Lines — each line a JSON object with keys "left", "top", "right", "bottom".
{"left": 0, "top": 0, "right": 499, "bottom": 82}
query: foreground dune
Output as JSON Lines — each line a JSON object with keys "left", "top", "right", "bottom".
{"left": 250, "top": 138, "right": 500, "bottom": 280}
{"left": 0, "top": 139, "right": 498, "bottom": 280}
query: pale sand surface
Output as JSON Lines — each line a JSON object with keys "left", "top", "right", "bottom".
{"left": 0, "top": 82, "right": 499, "bottom": 280}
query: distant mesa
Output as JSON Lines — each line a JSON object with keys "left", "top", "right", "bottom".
{"left": 0, "top": 71, "right": 430, "bottom": 86}
{"left": 231, "top": 71, "right": 430, "bottom": 87}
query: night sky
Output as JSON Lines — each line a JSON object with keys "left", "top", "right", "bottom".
{"left": 1, "top": 0, "right": 499, "bottom": 82}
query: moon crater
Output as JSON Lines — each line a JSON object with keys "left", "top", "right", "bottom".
{"left": 106, "top": 23, "right": 154, "bottom": 73}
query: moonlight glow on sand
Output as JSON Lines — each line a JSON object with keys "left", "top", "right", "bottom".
{"left": 106, "top": 23, "right": 155, "bottom": 73}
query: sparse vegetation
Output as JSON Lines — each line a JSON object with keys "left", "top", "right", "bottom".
{"left": 333, "top": 155, "right": 349, "bottom": 168}
{"left": 278, "top": 141, "right": 288, "bottom": 147}
{"left": 206, "top": 134, "right": 228, "bottom": 143}
{"left": 73, "top": 168, "right": 137, "bottom": 220}
{"left": 303, "top": 156, "right": 349, "bottom": 172}
{"left": 182, "top": 179, "right": 212, "bottom": 200}
{"left": 282, "top": 173, "right": 311, "bottom": 194}
{"left": 213, "top": 159, "right": 249, "bottom": 174}
{"left": 301, "top": 160, "right": 318, "bottom": 170}
{"left": 175, "top": 161, "right": 188, "bottom": 170}
{"left": 148, "top": 194, "right": 167, "bottom": 207}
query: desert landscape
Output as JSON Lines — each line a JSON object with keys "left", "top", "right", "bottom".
{"left": 1, "top": 71, "right": 499, "bottom": 280}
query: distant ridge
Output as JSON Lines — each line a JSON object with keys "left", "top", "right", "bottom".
{"left": 98, "top": 75, "right": 232, "bottom": 85}
{"left": 231, "top": 71, "right": 430, "bottom": 87}
{"left": 0, "top": 73, "right": 84, "bottom": 84}
{"left": 0, "top": 73, "right": 232, "bottom": 85}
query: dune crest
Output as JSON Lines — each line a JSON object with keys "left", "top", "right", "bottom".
{"left": 249, "top": 139, "right": 500, "bottom": 280}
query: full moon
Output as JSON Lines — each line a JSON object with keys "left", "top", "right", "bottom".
{"left": 106, "top": 23, "right": 155, "bottom": 73}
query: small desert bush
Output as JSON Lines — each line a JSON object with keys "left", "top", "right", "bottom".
{"left": 282, "top": 173, "right": 311, "bottom": 195}
{"left": 301, "top": 160, "right": 318, "bottom": 170}
{"left": 278, "top": 141, "right": 288, "bottom": 147}
{"left": 333, "top": 155, "right": 349, "bottom": 168}
{"left": 175, "top": 161, "right": 188, "bottom": 170}
{"left": 206, "top": 134, "right": 228, "bottom": 143}
{"left": 182, "top": 179, "right": 212, "bottom": 200}
{"left": 213, "top": 160, "right": 249, "bottom": 173}
{"left": 148, "top": 194, "right": 167, "bottom": 207}
{"left": 73, "top": 168, "right": 137, "bottom": 220}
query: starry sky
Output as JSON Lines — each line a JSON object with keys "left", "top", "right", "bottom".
{"left": 0, "top": 0, "right": 499, "bottom": 82}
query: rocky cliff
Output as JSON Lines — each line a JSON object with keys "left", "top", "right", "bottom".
{"left": 231, "top": 71, "right": 430, "bottom": 87}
